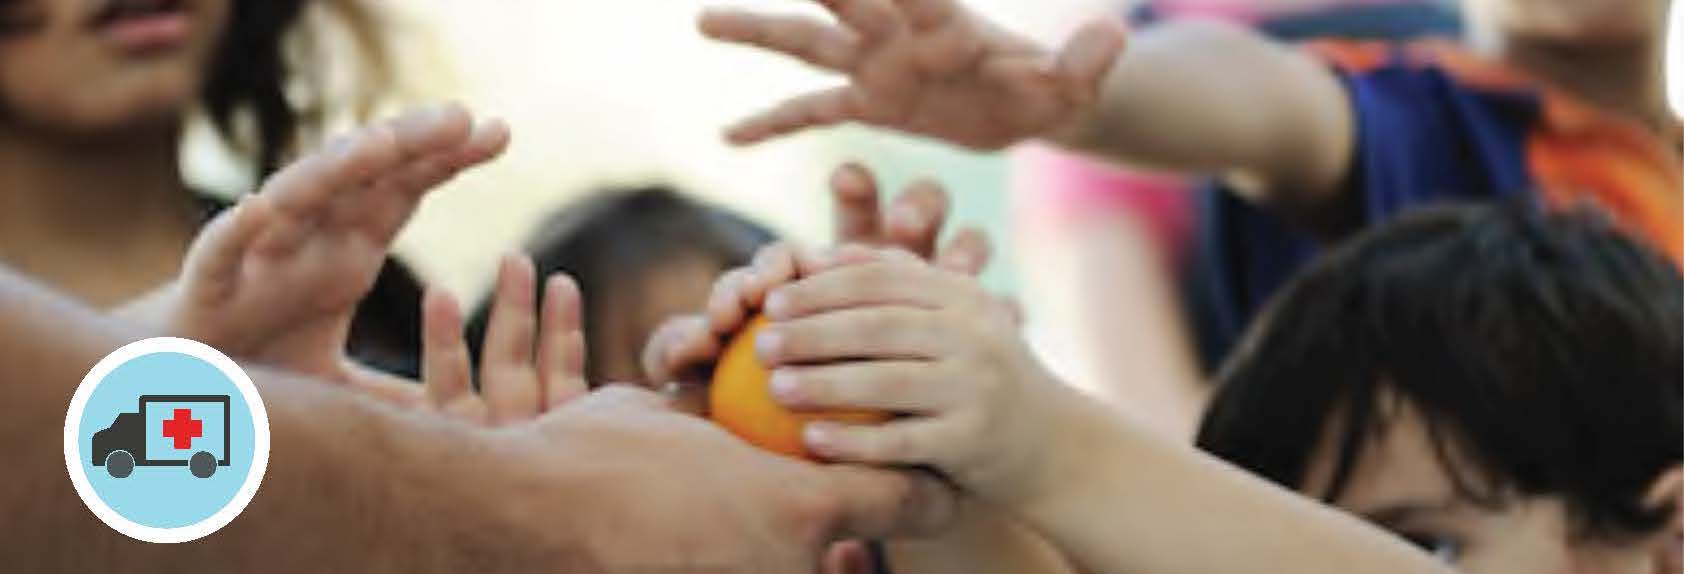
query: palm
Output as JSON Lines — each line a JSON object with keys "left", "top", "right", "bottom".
{"left": 701, "top": 0, "right": 1124, "bottom": 149}
{"left": 168, "top": 104, "right": 509, "bottom": 387}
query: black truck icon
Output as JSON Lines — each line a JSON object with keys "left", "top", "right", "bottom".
{"left": 92, "top": 395, "right": 231, "bottom": 479}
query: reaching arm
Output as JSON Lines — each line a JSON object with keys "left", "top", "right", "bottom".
{"left": 1055, "top": 20, "right": 1354, "bottom": 211}
{"left": 0, "top": 265, "right": 569, "bottom": 571}
{"left": 1014, "top": 392, "right": 1450, "bottom": 574}
{"left": 1, "top": 266, "right": 955, "bottom": 571}
{"left": 703, "top": 0, "right": 1354, "bottom": 218}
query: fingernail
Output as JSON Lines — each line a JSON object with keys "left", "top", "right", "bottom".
{"left": 804, "top": 423, "right": 835, "bottom": 451}
{"left": 755, "top": 328, "right": 783, "bottom": 362}
{"left": 892, "top": 204, "right": 923, "bottom": 231}
{"left": 764, "top": 289, "right": 790, "bottom": 319}
{"left": 769, "top": 371, "right": 801, "bottom": 404}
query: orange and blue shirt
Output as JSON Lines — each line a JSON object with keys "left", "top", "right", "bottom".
{"left": 1189, "top": 40, "right": 1683, "bottom": 368}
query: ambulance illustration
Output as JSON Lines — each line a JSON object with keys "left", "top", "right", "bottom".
{"left": 92, "top": 395, "right": 231, "bottom": 479}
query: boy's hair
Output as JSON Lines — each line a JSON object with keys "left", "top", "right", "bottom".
{"left": 1196, "top": 202, "right": 1683, "bottom": 541}
{"left": 467, "top": 185, "right": 775, "bottom": 380}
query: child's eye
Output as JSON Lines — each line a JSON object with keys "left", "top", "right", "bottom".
{"left": 1399, "top": 532, "right": 1463, "bottom": 563}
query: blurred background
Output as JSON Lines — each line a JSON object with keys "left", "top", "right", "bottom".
{"left": 184, "top": 0, "right": 1682, "bottom": 395}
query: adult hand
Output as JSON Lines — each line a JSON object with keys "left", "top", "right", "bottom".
{"left": 484, "top": 385, "right": 957, "bottom": 571}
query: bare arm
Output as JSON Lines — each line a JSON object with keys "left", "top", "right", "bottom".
{"left": 1, "top": 266, "right": 952, "bottom": 571}
{"left": 0, "top": 265, "right": 563, "bottom": 571}
{"left": 1013, "top": 390, "right": 1450, "bottom": 574}
{"left": 703, "top": 0, "right": 1355, "bottom": 219}
{"left": 1057, "top": 20, "right": 1354, "bottom": 211}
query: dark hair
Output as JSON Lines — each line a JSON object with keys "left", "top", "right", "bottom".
{"left": 205, "top": 0, "right": 391, "bottom": 178}
{"left": 0, "top": 0, "right": 389, "bottom": 177}
{"left": 1197, "top": 202, "right": 1683, "bottom": 542}
{"left": 466, "top": 185, "right": 776, "bottom": 381}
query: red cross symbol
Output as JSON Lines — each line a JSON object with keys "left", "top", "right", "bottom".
{"left": 161, "top": 408, "right": 202, "bottom": 450}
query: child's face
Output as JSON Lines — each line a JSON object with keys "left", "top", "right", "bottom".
{"left": 1299, "top": 396, "right": 1681, "bottom": 574}
{"left": 0, "top": 0, "right": 231, "bottom": 134}
{"left": 595, "top": 256, "right": 728, "bottom": 385}
{"left": 1466, "top": 0, "right": 1667, "bottom": 44}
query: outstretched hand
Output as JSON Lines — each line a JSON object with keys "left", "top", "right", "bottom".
{"left": 122, "top": 103, "right": 510, "bottom": 404}
{"left": 421, "top": 254, "right": 588, "bottom": 426}
{"left": 701, "top": 0, "right": 1126, "bottom": 149}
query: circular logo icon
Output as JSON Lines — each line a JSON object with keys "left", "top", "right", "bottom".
{"left": 63, "top": 338, "right": 270, "bottom": 543}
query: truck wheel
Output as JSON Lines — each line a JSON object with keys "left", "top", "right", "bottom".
{"left": 105, "top": 451, "right": 134, "bottom": 479}
{"left": 190, "top": 451, "right": 217, "bottom": 479}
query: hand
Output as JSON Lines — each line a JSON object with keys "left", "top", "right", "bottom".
{"left": 490, "top": 385, "right": 958, "bottom": 570}
{"left": 641, "top": 163, "right": 993, "bottom": 388}
{"left": 754, "top": 247, "right": 1076, "bottom": 505}
{"left": 421, "top": 254, "right": 588, "bottom": 426}
{"left": 700, "top": 0, "right": 1126, "bottom": 149}
{"left": 122, "top": 103, "right": 510, "bottom": 402}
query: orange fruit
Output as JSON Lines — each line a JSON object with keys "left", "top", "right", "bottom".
{"left": 710, "top": 316, "right": 890, "bottom": 459}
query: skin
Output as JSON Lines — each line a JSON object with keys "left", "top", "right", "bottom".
{"left": 0, "top": 156, "right": 966, "bottom": 572}
{"left": 702, "top": 0, "right": 1676, "bottom": 214}
{"left": 0, "top": 0, "right": 233, "bottom": 306}
{"left": 658, "top": 246, "right": 1456, "bottom": 574}
{"left": 1300, "top": 396, "right": 1684, "bottom": 574}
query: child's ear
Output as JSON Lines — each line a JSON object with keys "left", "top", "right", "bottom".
{"left": 1642, "top": 465, "right": 1682, "bottom": 574}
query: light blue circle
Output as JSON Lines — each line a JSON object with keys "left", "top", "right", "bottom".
{"left": 77, "top": 352, "right": 256, "bottom": 529}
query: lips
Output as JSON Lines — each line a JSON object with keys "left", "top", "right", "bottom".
{"left": 90, "top": 0, "right": 186, "bottom": 28}
{"left": 87, "top": 0, "right": 191, "bottom": 53}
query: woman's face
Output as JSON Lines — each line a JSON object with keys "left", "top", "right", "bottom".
{"left": 0, "top": 0, "right": 229, "bottom": 136}
{"left": 1465, "top": 0, "right": 1668, "bottom": 45}
{"left": 1300, "top": 398, "right": 1682, "bottom": 574}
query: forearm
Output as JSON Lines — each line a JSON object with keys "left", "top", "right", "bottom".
{"left": 0, "top": 268, "right": 583, "bottom": 571}
{"left": 1014, "top": 392, "right": 1451, "bottom": 574}
{"left": 1052, "top": 20, "right": 1352, "bottom": 203}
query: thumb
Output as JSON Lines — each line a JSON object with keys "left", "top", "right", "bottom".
{"left": 821, "top": 466, "right": 957, "bottom": 541}
{"left": 1054, "top": 18, "right": 1128, "bottom": 105}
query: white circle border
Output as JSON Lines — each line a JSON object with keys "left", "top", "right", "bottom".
{"left": 62, "top": 337, "right": 271, "bottom": 544}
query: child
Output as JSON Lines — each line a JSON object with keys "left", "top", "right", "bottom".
{"left": 463, "top": 186, "right": 775, "bottom": 386}
{"left": 698, "top": 0, "right": 1682, "bottom": 370}
{"left": 1195, "top": 203, "right": 1683, "bottom": 572}
{"left": 659, "top": 201, "right": 1680, "bottom": 573}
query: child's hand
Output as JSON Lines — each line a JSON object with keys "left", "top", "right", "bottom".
{"left": 125, "top": 103, "right": 509, "bottom": 399}
{"left": 757, "top": 247, "right": 1077, "bottom": 505}
{"left": 421, "top": 254, "right": 587, "bottom": 426}
{"left": 640, "top": 165, "right": 992, "bottom": 388}
{"left": 700, "top": 0, "right": 1126, "bottom": 149}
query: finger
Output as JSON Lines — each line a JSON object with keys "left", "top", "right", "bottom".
{"left": 699, "top": 9, "right": 861, "bottom": 72}
{"left": 757, "top": 307, "right": 948, "bottom": 365}
{"left": 386, "top": 101, "right": 474, "bottom": 161}
{"left": 422, "top": 287, "right": 475, "bottom": 407}
{"left": 1053, "top": 19, "right": 1128, "bottom": 105}
{"left": 770, "top": 362, "right": 955, "bottom": 412}
{"left": 740, "top": 243, "right": 803, "bottom": 310}
{"left": 642, "top": 315, "right": 722, "bottom": 384}
{"left": 763, "top": 259, "right": 956, "bottom": 320}
{"left": 180, "top": 195, "right": 275, "bottom": 300}
{"left": 822, "top": 541, "right": 877, "bottom": 574}
{"left": 817, "top": 0, "right": 903, "bottom": 42}
{"left": 885, "top": 178, "right": 950, "bottom": 259}
{"left": 888, "top": 0, "right": 959, "bottom": 31}
{"left": 934, "top": 226, "right": 991, "bottom": 275}
{"left": 539, "top": 273, "right": 589, "bottom": 409}
{"left": 480, "top": 254, "right": 542, "bottom": 422}
{"left": 705, "top": 267, "right": 757, "bottom": 335}
{"left": 726, "top": 86, "right": 862, "bottom": 146}
{"left": 263, "top": 124, "right": 402, "bottom": 218}
{"left": 805, "top": 420, "right": 948, "bottom": 467}
{"left": 821, "top": 465, "right": 957, "bottom": 539}
{"left": 829, "top": 163, "right": 883, "bottom": 245}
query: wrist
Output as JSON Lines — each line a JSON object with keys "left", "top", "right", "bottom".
{"left": 999, "top": 382, "right": 1129, "bottom": 521}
